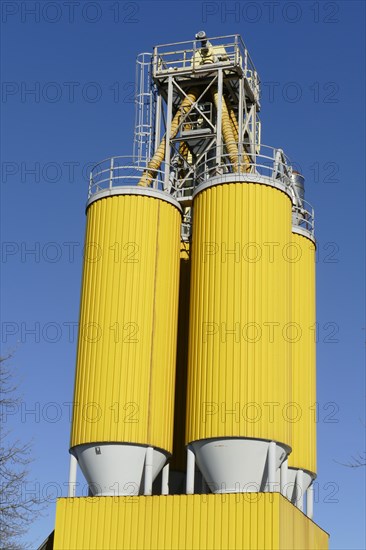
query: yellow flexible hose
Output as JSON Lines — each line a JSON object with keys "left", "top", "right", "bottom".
{"left": 228, "top": 105, "right": 251, "bottom": 173}
{"left": 212, "top": 91, "right": 239, "bottom": 172}
{"left": 138, "top": 90, "right": 198, "bottom": 187}
{"left": 228, "top": 105, "right": 239, "bottom": 141}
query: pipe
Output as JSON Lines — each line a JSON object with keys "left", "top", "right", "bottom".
{"left": 212, "top": 90, "right": 239, "bottom": 171}
{"left": 138, "top": 89, "right": 199, "bottom": 187}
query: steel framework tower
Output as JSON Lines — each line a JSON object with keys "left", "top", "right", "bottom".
{"left": 46, "top": 32, "right": 328, "bottom": 550}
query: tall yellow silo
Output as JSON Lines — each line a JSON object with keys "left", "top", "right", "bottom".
{"left": 70, "top": 187, "right": 181, "bottom": 496}
{"left": 186, "top": 177, "right": 293, "bottom": 492}
{"left": 287, "top": 177, "right": 317, "bottom": 511}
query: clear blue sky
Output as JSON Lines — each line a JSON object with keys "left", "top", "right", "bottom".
{"left": 1, "top": 1, "right": 365, "bottom": 548}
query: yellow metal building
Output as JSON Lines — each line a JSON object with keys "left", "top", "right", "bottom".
{"left": 53, "top": 494, "right": 328, "bottom": 550}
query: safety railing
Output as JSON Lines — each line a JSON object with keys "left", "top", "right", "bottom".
{"left": 192, "top": 144, "right": 293, "bottom": 186}
{"left": 152, "top": 35, "right": 260, "bottom": 101}
{"left": 292, "top": 199, "right": 315, "bottom": 236}
{"left": 88, "top": 156, "right": 173, "bottom": 199}
{"left": 88, "top": 148, "right": 314, "bottom": 237}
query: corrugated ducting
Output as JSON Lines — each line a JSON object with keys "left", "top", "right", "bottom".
{"left": 186, "top": 182, "right": 292, "bottom": 446}
{"left": 53, "top": 493, "right": 328, "bottom": 550}
{"left": 288, "top": 232, "right": 317, "bottom": 475}
{"left": 70, "top": 193, "right": 181, "bottom": 453}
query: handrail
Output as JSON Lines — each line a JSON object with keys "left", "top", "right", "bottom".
{"left": 88, "top": 156, "right": 176, "bottom": 199}
{"left": 87, "top": 146, "right": 314, "bottom": 237}
{"left": 153, "top": 34, "right": 243, "bottom": 50}
{"left": 194, "top": 143, "right": 292, "bottom": 184}
{"left": 152, "top": 35, "right": 257, "bottom": 76}
{"left": 292, "top": 199, "right": 315, "bottom": 235}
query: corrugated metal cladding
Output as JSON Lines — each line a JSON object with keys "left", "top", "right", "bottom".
{"left": 279, "top": 495, "right": 328, "bottom": 549}
{"left": 186, "top": 182, "right": 292, "bottom": 447}
{"left": 70, "top": 194, "right": 181, "bottom": 454}
{"left": 53, "top": 493, "right": 329, "bottom": 550}
{"left": 171, "top": 242, "right": 191, "bottom": 473}
{"left": 288, "top": 233, "right": 317, "bottom": 475}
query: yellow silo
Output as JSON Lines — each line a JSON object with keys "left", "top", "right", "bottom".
{"left": 287, "top": 226, "right": 317, "bottom": 504}
{"left": 186, "top": 178, "right": 293, "bottom": 492}
{"left": 70, "top": 187, "right": 181, "bottom": 496}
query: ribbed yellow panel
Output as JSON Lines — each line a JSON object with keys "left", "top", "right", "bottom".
{"left": 288, "top": 233, "right": 316, "bottom": 474}
{"left": 171, "top": 242, "right": 191, "bottom": 472}
{"left": 279, "top": 494, "right": 328, "bottom": 549}
{"left": 186, "top": 182, "right": 292, "bottom": 446}
{"left": 70, "top": 194, "right": 181, "bottom": 453}
{"left": 53, "top": 494, "right": 328, "bottom": 550}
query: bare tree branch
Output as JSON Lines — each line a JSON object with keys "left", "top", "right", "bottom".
{"left": 0, "top": 355, "right": 46, "bottom": 549}
{"left": 334, "top": 452, "right": 366, "bottom": 468}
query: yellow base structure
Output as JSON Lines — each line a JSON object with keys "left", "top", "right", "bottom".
{"left": 54, "top": 493, "right": 328, "bottom": 550}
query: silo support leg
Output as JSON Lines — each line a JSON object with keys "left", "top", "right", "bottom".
{"left": 161, "top": 463, "right": 170, "bottom": 495}
{"left": 186, "top": 446, "right": 195, "bottom": 495}
{"left": 268, "top": 441, "right": 276, "bottom": 491}
{"left": 296, "top": 469, "right": 304, "bottom": 511}
{"left": 307, "top": 483, "right": 314, "bottom": 519}
{"left": 280, "top": 458, "right": 288, "bottom": 497}
{"left": 68, "top": 453, "right": 77, "bottom": 498}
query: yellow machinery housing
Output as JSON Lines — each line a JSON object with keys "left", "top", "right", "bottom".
{"left": 70, "top": 189, "right": 181, "bottom": 495}
{"left": 53, "top": 493, "right": 329, "bottom": 550}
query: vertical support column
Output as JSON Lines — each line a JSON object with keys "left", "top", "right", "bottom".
{"left": 109, "top": 157, "right": 114, "bottom": 189}
{"left": 251, "top": 104, "right": 257, "bottom": 157}
{"left": 296, "top": 469, "right": 304, "bottom": 511}
{"left": 164, "top": 76, "right": 173, "bottom": 187}
{"left": 88, "top": 171, "right": 93, "bottom": 198}
{"left": 234, "top": 34, "right": 239, "bottom": 65}
{"left": 154, "top": 93, "right": 162, "bottom": 153}
{"left": 215, "top": 69, "right": 223, "bottom": 167}
{"left": 238, "top": 75, "right": 244, "bottom": 165}
{"left": 144, "top": 446, "right": 154, "bottom": 496}
{"left": 68, "top": 454, "right": 78, "bottom": 497}
{"left": 186, "top": 446, "right": 195, "bottom": 495}
{"left": 307, "top": 483, "right": 314, "bottom": 519}
{"left": 280, "top": 458, "right": 288, "bottom": 498}
{"left": 161, "top": 463, "right": 170, "bottom": 495}
{"left": 267, "top": 441, "right": 276, "bottom": 491}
